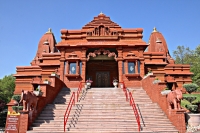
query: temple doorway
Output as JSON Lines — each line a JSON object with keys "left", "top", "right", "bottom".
{"left": 86, "top": 60, "right": 118, "bottom": 87}
{"left": 96, "top": 71, "right": 110, "bottom": 87}
{"left": 86, "top": 52, "right": 118, "bottom": 87}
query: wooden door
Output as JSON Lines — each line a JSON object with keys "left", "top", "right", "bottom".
{"left": 96, "top": 71, "right": 110, "bottom": 87}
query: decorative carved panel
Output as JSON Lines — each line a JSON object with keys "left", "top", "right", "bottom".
{"left": 87, "top": 48, "right": 117, "bottom": 61}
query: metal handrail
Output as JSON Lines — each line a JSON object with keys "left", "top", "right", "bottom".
{"left": 119, "top": 81, "right": 128, "bottom": 101}
{"left": 77, "top": 82, "right": 84, "bottom": 102}
{"left": 129, "top": 92, "right": 140, "bottom": 132}
{"left": 64, "top": 92, "right": 75, "bottom": 132}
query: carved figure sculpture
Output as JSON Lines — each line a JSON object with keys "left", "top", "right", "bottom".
{"left": 167, "top": 89, "right": 183, "bottom": 110}
{"left": 19, "top": 90, "right": 38, "bottom": 111}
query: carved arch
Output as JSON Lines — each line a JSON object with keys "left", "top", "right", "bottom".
{"left": 87, "top": 48, "right": 117, "bottom": 61}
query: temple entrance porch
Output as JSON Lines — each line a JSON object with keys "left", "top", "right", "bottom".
{"left": 86, "top": 59, "right": 118, "bottom": 87}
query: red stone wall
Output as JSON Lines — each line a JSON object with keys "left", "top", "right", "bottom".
{"left": 30, "top": 76, "right": 66, "bottom": 127}
{"left": 141, "top": 75, "right": 186, "bottom": 133}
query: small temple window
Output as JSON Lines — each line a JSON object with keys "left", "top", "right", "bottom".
{"left": 69, "top": 63, "right": 76, "bottom": 74}
{"left": 128, "top": 62, "right": 135, "bottom": 74}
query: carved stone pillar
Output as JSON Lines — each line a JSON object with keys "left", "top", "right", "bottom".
{"left": 117, "top": 48, "right": 123, "bottom": 82}
{"left": 81, "top": 47, "right": 87, "bottom": 82}
{"left": 65, "top": 61, "right": 69, "bottom": 74}
{"left": 125, "top": 60, "right": 128, "bottom": 74}
{"left": 135, "top": 60, "right": 138, "bottom": 74}
{"left": 140, "top": 60, "right": 145, "bottom": 77}
{"left": 118, "top": 61, "right": 123, "bottom": 82}
{"left": 82, "top": 60, "right": 86, "bottom": 82}
{"left": 76, "top": 61, "right": 79, "bottom": 74}
{"left": 60, "top": 49, "right": 65, "bottom": 81}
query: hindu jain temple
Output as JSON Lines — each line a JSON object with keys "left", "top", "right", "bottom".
{"left": 6, "top": 13, "right": 192, "bottom": 133}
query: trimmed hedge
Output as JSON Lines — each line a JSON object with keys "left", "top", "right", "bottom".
{"left": 183, "top": 83, "right": 199, "bottom": 94}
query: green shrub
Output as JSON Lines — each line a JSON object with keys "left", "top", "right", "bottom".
{"left": 191, "top": 99, "right": 200, "bottom": 105}
{"left": 12, "top": 95, "right": 21, "bottom": 102}
{"left": 196, "top": 87, "right": 200, "bottom": 92}
{"left": 186, "top": 104, "right": 198, "bottom": 113}
{"left": 12, "top": 106, "right": 23, "bottom": 112}
{"left": 164, "top": 88, "right": 170, "bottom": 90}
{"left": 183, "top": 96, "right": 197, "bottom": 103}
{"left": 182, "top": 94, "right": 200, "bottom": 113}
{"left": 183, "top": 83, "right": 199, "bottom": 94}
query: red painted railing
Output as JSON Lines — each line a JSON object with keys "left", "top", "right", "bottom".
{"left": 129, "top": 92, "right": 140, "bottom": 132}
{"left": 64, "top": 92, "right": 75, "bottom": 132}
{"left": 119, "top": 81, "right": 128, "bottom": 101}
{"left": 77, "top": 82, "right": 84, "bottom": 102}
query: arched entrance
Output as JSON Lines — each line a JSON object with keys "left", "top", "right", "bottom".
{"left": 86, "top": 48, "right": 118, "bottom": 87}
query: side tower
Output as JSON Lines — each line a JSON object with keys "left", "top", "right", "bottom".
{"left": 14, "top": 29, "right": 60, "bottom": 94}
{"left": 144, "top": 28, "right": 192, "bottom": 91}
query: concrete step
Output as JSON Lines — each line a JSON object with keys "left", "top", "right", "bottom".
{"left": 28, "top": 86, "right": 177, "bottom": 133}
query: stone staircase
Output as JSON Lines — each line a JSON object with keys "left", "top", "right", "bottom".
{"left": 27, "top": 87, "right": 178, "bottom": 133}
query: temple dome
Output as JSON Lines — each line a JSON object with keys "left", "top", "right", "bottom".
{"left": 36, "top": 28, "right": 57, "bottom": 57}
{"left": 147, "top": 27, "right": 169, "bottom": 55}
{"left": 31, "top": 28, "right": 58, "bottom": 65}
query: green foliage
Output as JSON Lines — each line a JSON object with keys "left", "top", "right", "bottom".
{"left": 181, "top": 99, "right": 191, "bottom": 108}
{"left": 164, "top": 88, "right": 170, "bottom": 90}
{"left": 173, "top": 45, "right": 200, "bottom": 86}
{"left": 35, "top": 88, "right": 40, "bottom": 91}
{"left": 182, "top": 94, "right": 200, "bottom": 113}
{"left": 183, "top": 94, "right": 200, "bottom": 100}
{"left": 12, "top": 95, "right": 21, "bottom": 102}
{"left": 0, "top": 100, "right": 6, "bottom": 112}
{"left": 0, "top": 109, "right": 7, "bottom": 127}
{"left": 196, "top": 87, "right": 200, "bottom": 92}
{"left": 173, "top": 45, "right": 193, "bottom": 64}
{"left": 186, "top": 104, "right": 198, "bottom": 113}
{"left": 0, "top": 75, "right": 15, "bottom": 104}
{"left": 12, "top": 106, "right": 23, "bottom": 112}
{"left": 183, "top": 83, "right": 199, "bottom": 94}
{"left": 183, "top": 95, "right": 197, "bottom": 103}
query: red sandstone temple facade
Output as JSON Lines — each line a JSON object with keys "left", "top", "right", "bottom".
{"left": 13, "top": 13, "right": 192, "bottom": 93}
{"left": 6, "top": 13, "right": 193, "bottom": 133}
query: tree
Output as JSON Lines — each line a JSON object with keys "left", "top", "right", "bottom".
{"left": 190, "top": 45, "right": 200, "bottom": 86}
{"left": 173, "top": 45, "right": 193, "bottom": 64}
{"left": 173, "top": 45, "right": 200, "bottom": 86}
{"left": 0, "top": 75, "right": 15, "bottom": 104}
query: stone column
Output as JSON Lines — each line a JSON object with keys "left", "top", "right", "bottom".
{"left": 117, "top": 48, "right": 123, "bottom": 82}
{"left": 140, "top": 60, "right": 145, "bottom": 77}
{"left": 60, "top": 49, "right": 65, "bottom": 81}
{"left": 125, "top": 60, "right": 128, "bottom": 74}
{"left": 65, "top": 61, "right": 69, "bottom": 74}
{"left": 82, "top": 60, "right": 86, "bottom": 82}
{"left": 118, "top": 61, "right": 123, "bottom": 82}
{"left": 81, "top": 47, "right": 87, "bottom": 82}
{"left": 135, "top": 60, "right": 138, "bottom": 74}
{"left": 76, "top": 61, "right": 79, "bottom": 74}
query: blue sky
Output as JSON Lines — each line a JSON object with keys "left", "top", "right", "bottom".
{"left": 0, "top": 1, "right": 200, "bottom": 78}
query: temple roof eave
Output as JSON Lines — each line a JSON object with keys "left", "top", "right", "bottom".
{"left": 56, "top": 42, "right": 148, "bottom": 48}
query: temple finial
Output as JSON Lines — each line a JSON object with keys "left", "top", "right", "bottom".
{"left": 46, "top": 28, "right": 52, "bottom": 33}
{"left": 99, "top": 11, "right": 104, "bottom": 15}
{"left": 153, "top": 27, "right": 157, "bottom": 32}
